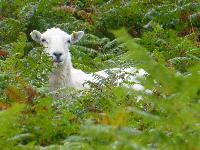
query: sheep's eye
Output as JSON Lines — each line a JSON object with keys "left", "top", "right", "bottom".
{"left": 41, "top": 39, "right": 47, "bottom": 43}
{"left": 67, "top": 40, "right": 71, "bottom": 43}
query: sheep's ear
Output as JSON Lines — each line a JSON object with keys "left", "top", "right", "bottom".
{"left": 70, "top": 31, "right": 84, "bottom": 44}
{"left": 30, "top": 30, "right": 42, "bottom": 43}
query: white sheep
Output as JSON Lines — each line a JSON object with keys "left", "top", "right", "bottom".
{"left": 30, "top": 28, "right": 151, "bottom": 94}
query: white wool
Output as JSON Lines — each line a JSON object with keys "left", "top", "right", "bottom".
{"left": 30, "top": 28, "right": 152, "bottom": 94}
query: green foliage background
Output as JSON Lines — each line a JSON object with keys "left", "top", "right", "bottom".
{"left": 0, "top": 0, "right": 200, "bottom": 149}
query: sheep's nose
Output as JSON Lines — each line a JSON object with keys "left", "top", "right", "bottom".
{"left": 53, "top": 52, "right": 62, "bottom": 58}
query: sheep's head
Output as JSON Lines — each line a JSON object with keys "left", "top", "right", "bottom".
{"left": 30, "top": 28, "right": 84, "bottom": 65}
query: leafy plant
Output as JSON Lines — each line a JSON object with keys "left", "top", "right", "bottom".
{"left": 0, "top": 0, "right": 200, "bottom": 149}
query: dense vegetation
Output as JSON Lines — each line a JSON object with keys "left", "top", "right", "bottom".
{"left": 0, "top": 0, "right": 200, "bottom": 149}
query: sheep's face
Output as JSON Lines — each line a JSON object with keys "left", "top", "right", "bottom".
{"left": 30, "top": 28, "right": 84, "bottom": 65}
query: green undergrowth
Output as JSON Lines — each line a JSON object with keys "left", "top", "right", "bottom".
{"left": 0, "top": 0, "right": 200, "bottom": 150}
